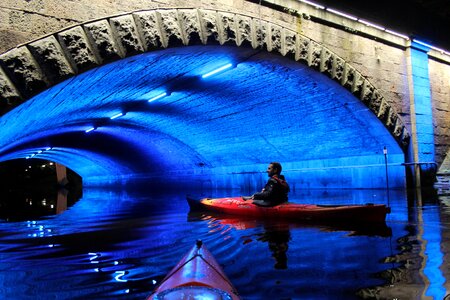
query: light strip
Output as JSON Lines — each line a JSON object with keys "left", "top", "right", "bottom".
{"left": 110, "top": 112, "right": 124, "bottom": 120}
{"left": 358, "top": 19, "right": 385, "bottom": 31}
{"left": 296, "top": 0, "right": 447, "bottom": 54}
{"left": 201, "top": 63, "right": 233, "bottom": 78}
{"left": 413, "top": 39, "right": 448, "bottom": 54}
{"left": 326, "top": 8, "right": 358, "bottom": 21}
{"left": 148, "top": 92, "right": 167, "bottom": 102}
{"left": 413, "top": 39, "right": 433, "bottom": 49}
{"left": 85, "top": 127, "right": 96, "bottom": 133}
{"left": 384, "top": 29, "right": 409, "bottom": 40}
{"left": 299, "top": 0, "right": 325, "bottom": 9}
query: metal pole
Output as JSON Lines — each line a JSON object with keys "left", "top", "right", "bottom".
{"left": 383, "top": 146, "right": 390, "bottom": 207}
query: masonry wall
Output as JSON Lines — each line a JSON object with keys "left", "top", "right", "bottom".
{"left": 1, "top": 0, "right": 449, "bottom": 170}
{"left": 429, "top": 59, "right": 450, "bottom": 168}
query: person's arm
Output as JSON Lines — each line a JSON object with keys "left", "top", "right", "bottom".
{"left": 252, "top": 179, "right": 276, "bottom": 200}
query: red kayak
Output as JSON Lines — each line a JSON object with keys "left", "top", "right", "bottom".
{"left": 187, "top": 196, "right": 390, "bottom": 223}
{"left": 147, "top": 240, "right": 240, "bottom": 300}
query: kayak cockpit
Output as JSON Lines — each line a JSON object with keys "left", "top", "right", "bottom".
{"left": 152, "top": 285, "right": 233, "bottom": 300}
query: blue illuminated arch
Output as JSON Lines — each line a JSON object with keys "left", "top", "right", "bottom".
{"left": 0, "top": 9, "right": 409, "bottom": 188}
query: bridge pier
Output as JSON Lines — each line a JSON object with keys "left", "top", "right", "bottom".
{"left": 405, "top": 41, "right": 437, "bottom": 188}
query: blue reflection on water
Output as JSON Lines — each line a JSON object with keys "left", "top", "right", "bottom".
{"left": 422, "top": 206, "right": 446, "bottom": 299}
{"left": 0, "top": 188, "right": 446, "bottom": 299}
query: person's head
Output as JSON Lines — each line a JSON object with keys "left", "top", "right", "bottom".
{"left": 267, "top": 162, "right": 282, "bottom": 177}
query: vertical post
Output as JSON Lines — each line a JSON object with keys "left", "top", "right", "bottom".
{"left": 383, "top": 146, "right": 390, "bottom": 207}
{"left": 55, "top": 162, "right": 68, "bottom": 186}
{"left": 405, "top": 41, "right": 436, "bottom": 188}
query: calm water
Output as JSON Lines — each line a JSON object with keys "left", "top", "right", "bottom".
{"left": 0, "top": 187, "right": 449, "bottom": 299}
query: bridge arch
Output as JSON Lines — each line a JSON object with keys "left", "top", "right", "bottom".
{"left": 0, "top": 8, "right": 410, "bottom": 188}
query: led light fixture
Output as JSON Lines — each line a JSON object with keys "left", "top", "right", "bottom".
{"left": 110, "top": 112, "right": 124, "bottom": 120}
{"left": 85, "top": 127, "right": 96, "bottom": 133}
{"left": 358, "top": 19, "right": 385, "bottom": 31}
{"left": 201, "top": 63, "right": 233, "bottom": 78}
{"left": 148, "top": 92, "right": 168, "bottom": 102}
{"left": 384, "top": 29, "right": 409, "bottom": 40}
{"left": 326, "top": 8, "right": 357, "bottom": 21}
{"left": 413, "top": 39, "right": 448, "bottom": 54}
{"left": 299, "top": 0, "right": 325, "bottom": 9}
{"left": 413, "top": 39, "right": 433, "bottom": 49}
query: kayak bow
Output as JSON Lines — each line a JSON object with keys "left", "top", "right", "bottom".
{"left": 147, "top": 240, "right": 240, "bottom": 300}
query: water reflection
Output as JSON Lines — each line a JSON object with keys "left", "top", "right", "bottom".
{"left": 0, "top": 187, "right": 448, "bottom": 299}
{"left": 0, "top": 187, "right": 82, "bottom": 222}
{"left": 358, "top": 188, "right": 450, "bottom": 299}
{"left": 188, "top": 210, "right": 393, "bottom": 273}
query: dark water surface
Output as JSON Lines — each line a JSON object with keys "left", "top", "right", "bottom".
{"left": 0, "top": 188, "right": 448, "bottom": 299}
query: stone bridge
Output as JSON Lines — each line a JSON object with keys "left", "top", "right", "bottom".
{"left": 0, "top": 0, "right": 448, "bottom": 190}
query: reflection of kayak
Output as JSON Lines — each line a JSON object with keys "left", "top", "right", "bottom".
{"left": 147, "top": 240, "right": 240, "bottom": 300}
{"left": 187, "top": 196, "right": 390, "bottom": 223}
{"left": 188, "top": 211, "right": 392, "bottom": 237}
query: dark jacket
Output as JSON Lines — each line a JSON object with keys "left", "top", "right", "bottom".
{"left": 253, "top": 174, "right": 290, "bottom": 206}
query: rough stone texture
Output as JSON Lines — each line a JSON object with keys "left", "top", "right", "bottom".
{"left": 133, "top": 11, "right": 164, "bottom": 50}
{"left": 84, "top": 20, "right": 124, "bottom": 62}
{"left": 158, "top": 10, "right": 184, "bottom": 47}
{"left": 217, "top": 12, "right": 237, "bottom": 46}
{"left": 0, "top": 46, "right": 48, "bottom": 98}
{"left": 0, "top": 66, "right": 22, "bottom": 110}
{"left": 429, "top": 59, "right": 450, "bottom": 172}
{"left": 236, "top": 14, "right": 252, "bottom": 47}
{"left": 57, "top": 26, "right": 100, "bottom": 72}
{"left": 179, "top": 9, "right": 203, "bottom": 45}
{"left": 27, "top": 36, "right": 75, "bottom": 84}
{"left": 110, "top": 15, "right": 144, "bottom": 56}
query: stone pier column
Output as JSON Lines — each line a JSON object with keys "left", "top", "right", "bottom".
{"left": 406, "top": 41, "right": 437, "bottom": 188}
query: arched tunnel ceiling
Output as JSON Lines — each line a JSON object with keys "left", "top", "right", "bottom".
{"left": 0, "top": 45, "right": 402, "bottom": 182}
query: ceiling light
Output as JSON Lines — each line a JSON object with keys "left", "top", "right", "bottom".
{"left": 201, "top": 63, "right": 233, "bottom": 78}
{"left": 110, "top": 112, "right": 124, "bottom": 120}
{"left": 148, "top": 92, "right": 168, "bottom": 102}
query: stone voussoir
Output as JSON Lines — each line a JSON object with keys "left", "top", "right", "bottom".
{"left": 57, "top": 25, "right": 100, "bottom": 72}
{"left": 110, "top": 14, "right": 145, "bottom": 56}
{"left": 83, "top": 19, "right": 124, "bottom": 63}
{"left": 0, "top": 65, "right": 23, "bottom": 112}
{"left": 27, "top": 35, "right": 76, "bottom": 84}
{"left": 0, "top": 46, "right": 49, "bottom": 98}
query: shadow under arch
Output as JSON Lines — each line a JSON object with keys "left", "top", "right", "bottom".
{"left": 0, "top": 8, "right": 410, "bottom": 150}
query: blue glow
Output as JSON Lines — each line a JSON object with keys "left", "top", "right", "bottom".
{"left": 114, "top": 271, "right": 128, "bottom": 282}
{"left": 422, "top": 208, "right": 446, "bottom": 299}
{"left": 201, "top": 63, "right": 233, "bottom": 78}
{"left": 148, "top": 92, "right": 167, "bottom": 102}
{"left": 110, "top": 112, "right": 124, "bottom": 120}
{"left": 410, "top": 42, "right": 435, "bottom": 173}
{"left": 0, "top": 46, "right": 406, "bottom": 188}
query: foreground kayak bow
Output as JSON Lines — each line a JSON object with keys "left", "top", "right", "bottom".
{"left": 147, "top": 240, "right": 240, "bottom": 300}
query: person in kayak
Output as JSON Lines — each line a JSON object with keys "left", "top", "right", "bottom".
{"left": 243, "top": 162, "right": 290, "bottom": 206}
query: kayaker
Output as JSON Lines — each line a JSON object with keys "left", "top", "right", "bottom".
{"left": 244, "top": 162, "right": 290, "bottom": 206}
